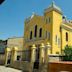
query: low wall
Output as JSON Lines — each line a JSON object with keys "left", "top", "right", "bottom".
{"left": 10, "top": 61, "right": 22, "bottom": 69}
{"left": 21, "top": 61, "right": 33, "bottom": 72}
{"left": 48, "top": 61, "right": 72, "bottom": 72}
{"left": 10, "top": 61, "right": 33, "bottom": 72}
{"left": 0, "top": 54, "right": 5, "bottom": 65}
{"left": 49, "top": 55, "right": 63, "bottom": 62}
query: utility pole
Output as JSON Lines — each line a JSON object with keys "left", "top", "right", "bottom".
{"left": 0, "top": 0, "right": 5, "bottom": 5}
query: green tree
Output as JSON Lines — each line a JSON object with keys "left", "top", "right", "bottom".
{"left": 63, "top": 46, "right": 72, "bottom": 61}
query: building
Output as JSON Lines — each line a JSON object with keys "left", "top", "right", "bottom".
{"left": 24, "top": 1, "right": 72, "bottom": 55}
{"left": 22, "top": 1, "right": 72, "bottom": 72}
{"left": 7, "top": 37, "right": 24, "bottom": 50}
{"left": 0, "top": 40, "right": 7, "bottom": 65}
{"left": 5, "top": 37, "right": 24, "bottom": 69}
{"left": 0, "top": 40, "right": 7, "bottom": 54}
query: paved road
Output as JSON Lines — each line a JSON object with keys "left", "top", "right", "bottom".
{"left": 0, "top": 66, "right": 22, "bottom": 72}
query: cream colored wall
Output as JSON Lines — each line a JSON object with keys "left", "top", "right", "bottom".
{"left": 7, "top": 37, "right": 24, "bottom": 51}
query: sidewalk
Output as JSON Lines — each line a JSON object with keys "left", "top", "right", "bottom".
{"left": 0, "top": 66, "right": 22, "bottom": 72}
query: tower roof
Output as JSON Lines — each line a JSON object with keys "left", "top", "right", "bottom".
{"left": 44, "top": 1, "right": 63, "bottom": 15}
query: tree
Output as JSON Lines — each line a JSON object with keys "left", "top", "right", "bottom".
{"left": 63, "top": 45, "right": 72, "bottom": 61}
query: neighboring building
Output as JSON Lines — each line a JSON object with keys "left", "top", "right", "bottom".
{"left": 0, "top": 40, "right": 7, "bottom": 65}
{"left": 7, "top": 37, "right": 24, "bottom": 50}
{"left": 0, "top": 40, "right": 7, "bottom": 54}
{"left": 22, "top": 2, "right": 72, "bottom": 72}
{"left": 5, "top": 37, "right": 24, "bottom": 69}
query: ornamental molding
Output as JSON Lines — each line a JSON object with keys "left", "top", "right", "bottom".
{"left": 61, "top": 24, "right": 72, "bottom": 32}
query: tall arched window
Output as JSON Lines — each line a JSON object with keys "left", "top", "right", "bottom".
{"left": 66, "top": 32, "right": 68, "bottom": 41}
{"left": 34, "top": 25, "right": 37, "bottom": 37}
{"left": 30, "top": 31, "right": 32, "bottom": 39}
{"left": 46, "top": 17, "right": 50, "bottom": 24}
{"left": 55, "top": 35, "right": 58, "bottom": 44}
{"left": 39, "top": 28, "right": 42, "bottom": 37}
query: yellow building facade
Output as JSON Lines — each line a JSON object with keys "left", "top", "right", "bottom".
{"left": 24, "top": 2, "right": 72, "bottom": 55}
{"left": 22, "top": 2, "right": 72, "bottom": 72}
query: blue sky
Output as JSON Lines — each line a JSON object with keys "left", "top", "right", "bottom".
{"left": 0, "top": 0, "right": 72, "bottom": 40}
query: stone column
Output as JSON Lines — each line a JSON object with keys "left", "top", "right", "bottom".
{"left": 39, "top": 43, "right": 45, "bottom": 63}
{"left": 11, "top": 47, "right": 18, "bottom": 64}
{"left": 45, "top": 42, "right": 51, "bottom": 63}
{"left": 29, "top": 44, "right": 36, "bottom": 72}
{"left": 31, "top": 44, "right": 36, "bottom": 63}
{"left": 5, "top": 48, "right": 11, "bottom": 66}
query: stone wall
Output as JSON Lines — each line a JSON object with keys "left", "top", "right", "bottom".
{"left": 10, "top": 61, "right": 22, "bottom": 69}
{"left": 21, "top": 61, "right": 33, "bottom": 72}
{"left": 49, "top": 55, "right": 62, "bottom": 62}
{"left": 0, "top": 54, "right": 5, "bottom": 65}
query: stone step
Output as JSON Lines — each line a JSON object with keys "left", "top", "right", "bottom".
{"left": 33, "top": 69, "right": 39, "bottom": 72}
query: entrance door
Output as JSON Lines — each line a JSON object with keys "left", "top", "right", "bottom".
{"left": 7, "top": 55, "right": 11, "bottom": 64}
{"left": 33, "top": 47, "right": 40, "bottom": 69}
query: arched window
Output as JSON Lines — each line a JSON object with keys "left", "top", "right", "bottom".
{"left": 66, "top": 32, "right": 68, "bottom": 41}
{"left": 34, "top": 25, "right": 37, "bottom": 37}
{"left": 30, "top": 31, "right": 32, "bottom": 39}
{"left": 46, "top": 17, "right": 50, "bottom": 24}
{"left": 55, "top": 35, "right": 58, "bottom": 44}
{"left": 39, "top": 28, "right": 42, "bottom": 37}
{"left": 48, "top": 32, "right": 50, "bottom": 40}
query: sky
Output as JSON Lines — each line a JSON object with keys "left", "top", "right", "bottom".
{"left": 0, "top": 0, "right": 72, "bottom": 40}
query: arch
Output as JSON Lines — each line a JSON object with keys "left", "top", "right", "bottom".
{"left": 39, "top": 28, "right": 42, "bottom": 37}
{"left": 34, "top": 25, "right": 37, "bottom": 37}
{"left": 30, "top": 31, "right": 32, "bottom": 39}
{"left": 66, "top": 32, "right": 68, "bottom": 41}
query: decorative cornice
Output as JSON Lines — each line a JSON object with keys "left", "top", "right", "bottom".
{"left": 44, "top": 8, "right": 63, "bottom": 15}
{"left": 61, "top": 24, "right": 72, "bottom": 32}
{"left": 62, "top": 21, "right": 72, "bottom": 27}
{"left": 44, "top": 1, "right": 63, "bottom": 15}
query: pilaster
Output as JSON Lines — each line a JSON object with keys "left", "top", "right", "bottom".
{"left": 5, "top": 48, "right": 11, "bottom": 66}
{"left": 39, "top": 43, "right": 45, "bottom": 63}
{"left": 11, "top": 47, "right": 18, "bottom": 64}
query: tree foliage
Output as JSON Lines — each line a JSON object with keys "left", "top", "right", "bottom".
{"left": 63, "top": 45, "right": 72, "bottom": 61}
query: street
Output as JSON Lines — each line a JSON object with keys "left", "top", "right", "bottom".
{"left": 0, "top": 66, "right": 22, "bottom": 72}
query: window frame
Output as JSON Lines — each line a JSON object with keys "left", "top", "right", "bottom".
{"left": 39, "top": 28, "right": 42, "bottom": 37}
{"left": 30, "top": 31, "right": 32, "bottom": 39}
{"left": 66, "top": 32, "right": 68, "bottom": 41}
